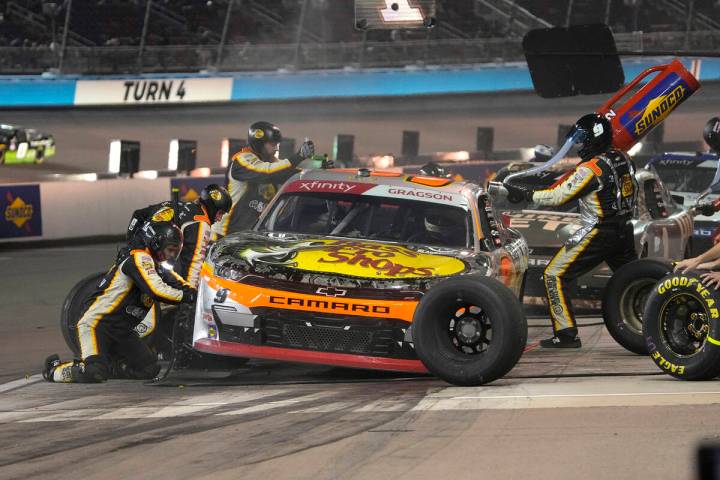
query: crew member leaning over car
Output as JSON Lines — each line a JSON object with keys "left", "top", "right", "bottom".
{"left": 213, "top": 121, "right": 320, "bottom": 237}
{"left": 125, "top": 184, "right": 231, "bottom": 338}
{"left": 504, "top": 113, "right": 638, "bottom": 348}
{"left": 42, "top": 222, "right": 197, "bottom": 383}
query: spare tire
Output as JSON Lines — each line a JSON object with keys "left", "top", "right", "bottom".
{"left": 602, "top": 258, "right": 672, "bottom": 355}
{"left": 412, "top": 275, "right": 527, "bottom": 386}
{"left": 60, "top": 272, "right": 105, "bottom": 356}
{"left": 643, "top": 271, "right": 720, "bottom": 380}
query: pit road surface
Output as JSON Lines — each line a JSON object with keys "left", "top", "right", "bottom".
{"left": 1, "top": 243, "right": 719, "bottom": 480}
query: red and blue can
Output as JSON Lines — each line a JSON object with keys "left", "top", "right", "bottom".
{"left": 597, "top": 59, "right": 700, "bottom": 152}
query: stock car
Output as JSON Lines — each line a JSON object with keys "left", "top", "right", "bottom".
{"left": 646, "top": 152, "right": 720, "bottom": 256}
{"left": 0, "top": 123, "right": 56, "bottom": 164}
{"left": 492, "top": 159, "right": 694, "bottom": 314}
{"left": 191, "top": 168, "right": 530, "bottom": 386}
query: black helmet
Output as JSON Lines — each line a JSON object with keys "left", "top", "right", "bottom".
{"left": 140, "top": 221, "right": 183, "bottom": 262}
{"left": 704, "top": 117, "right": 720, "bottom": 153}
{"left": 419, "top": 162, "right": 447, "bottom": 178}
{"left": 571, "top": 113, "right": 613, "bottom": 160}
{"left": 199, "top": 184, "right": 231, "bottom": 222}
{"left": 423, "top": 207, "right": 465, "bottom": 245}
{"left": 532, "top": 144, "right": 554, "bottom": 162}
{"left": 248, "top": 121, "right": 282, "bottom": 154}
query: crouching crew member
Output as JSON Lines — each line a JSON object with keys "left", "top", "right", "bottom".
{"left": 42, "top": 221, "right": 196, "bottom": 383}
{"left": 504, "top": 113, "right": 638, "bottom": 348}
{"left": 125, "top": 184, "right": 231, "bottom": 339}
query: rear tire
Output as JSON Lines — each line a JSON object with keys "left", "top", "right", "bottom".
{"left": 60, "top": 272, "right": 105, "bottom": 356}
{"left": 412, "top": 275, "right": 527, "bottom": 386}
{"left": 643, "top": 271, "right": 720, "bottom": 380}
{"left": 602, "top": 258, "right": 673, "bottom": 354}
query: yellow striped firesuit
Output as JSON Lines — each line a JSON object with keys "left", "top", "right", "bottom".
{"left": 52, "top": 247, "right": 194, "bottom": 383}
{"left": 213, "top": 146, "right": 302, "bottom": 237}
{"left": 532, "top": 150, "right": 638, "bottom": 336}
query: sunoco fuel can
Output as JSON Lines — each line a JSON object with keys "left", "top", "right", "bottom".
{"left": 597, "top": 59, "right": 700, "bottom": 152}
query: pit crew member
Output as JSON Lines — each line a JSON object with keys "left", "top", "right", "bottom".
{"left": 214, "top": 121, "right": 317, "bottom": 237}
{"left": 42, "top": 221, "right": 196, "bottom": 383}
{"left": 126, "top": 184, "right": 231, "bottom": 338}
{"left": 504, "top": 113, "right": 638, "bottom": 348}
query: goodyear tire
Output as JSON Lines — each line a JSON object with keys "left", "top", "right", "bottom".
{"left": 602, "top": 258, "right": 673, "bottom": 355}
{"left": 412, "top": 275, "right": 527, "bottom": 386}
{"left": 60, "top": 272, "right": 105, "bottom": 356}
{"left": 643, "top": 271, "right": 720, "bottom": 380}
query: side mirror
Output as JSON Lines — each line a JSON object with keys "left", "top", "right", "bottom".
{"left": 672, "top": 194, "right": 685, "bottom": 206}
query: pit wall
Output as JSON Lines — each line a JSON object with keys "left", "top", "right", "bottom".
{"left": 0, "top": 162, "right": 513, "bottom": 244}
{"left": 0, "top": 58, "right": 717, "bottom": 108}
{"left": 0, "top": 176, "right": 224, "bottom": 243}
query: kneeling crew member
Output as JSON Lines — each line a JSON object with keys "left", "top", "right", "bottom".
{"left": 505, "top": 113, "right": 638, "bottom": 348}
{"left": 42, "top": 221, "right": 196, "bottom": 383}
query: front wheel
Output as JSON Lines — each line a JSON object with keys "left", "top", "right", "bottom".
{"left": 412, "top": 275, "right": 527, "bottom": 386}
{"left": 643, "top": 271, "right": 720, "bottom": 380}
{"left": 602, "top": 258, "right": 673, "bottom": 354}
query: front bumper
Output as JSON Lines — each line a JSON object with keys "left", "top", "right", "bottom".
{"left": 192, "top": 270, "right": 423, "bottom": 373}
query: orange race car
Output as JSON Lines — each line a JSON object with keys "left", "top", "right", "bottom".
{"left": 191, "top": 168, "right": 530, "bottom": 386}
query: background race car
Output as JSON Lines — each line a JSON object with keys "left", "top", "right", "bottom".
{"left": 0, "top": 124, "right": 56, "bottom": 164}
{"left": 646, "top": 152, "right": 720, "bottom": 256}
{"left": 492, "top": 159, "right": 694, "bottom": 315}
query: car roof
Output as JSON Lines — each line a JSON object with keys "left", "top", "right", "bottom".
{"left": 289, "top": 168, "right": 478, "bottom": 196}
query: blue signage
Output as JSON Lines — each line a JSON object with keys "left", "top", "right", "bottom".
{"left": 0, "top": 184, "right": 42, "bottom": 238}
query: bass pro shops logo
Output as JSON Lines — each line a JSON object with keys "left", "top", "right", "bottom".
{"left": 4, "top": 192, "right": 33, "bottom": 229}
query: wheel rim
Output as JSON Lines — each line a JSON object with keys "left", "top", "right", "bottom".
{"left": 618, "top": 279, "right": 655, "bottom": 334}
{"left": 659, "top": 293, "right": 709, "bottom": 357}
{"left": 446, "top": 302, "right": 493, "bottom": 355}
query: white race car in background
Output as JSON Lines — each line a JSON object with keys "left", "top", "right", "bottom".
{"left": 646, "top": 152, "right": 720, "bottom": 256}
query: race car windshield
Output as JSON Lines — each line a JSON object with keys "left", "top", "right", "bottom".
{"left": 650, "top": 162, "right": 717, "bottom": 193}
{"left": 258, "top": 192, "right": 472, "bottom": 249}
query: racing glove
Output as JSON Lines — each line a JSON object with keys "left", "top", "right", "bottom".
{"left": 503, "top": 182, "right": 533, "bottom": 204}
{"left": 321, "top": 156, "right": 335, "bottom": 169}
{"left": 696, "top": 202, "right": 717, "bottom": 217}
{"left": 181, "top": 287, "right": 197, "bottom": 305}
{"left": 298, "top": 140, "right": 315, "bottom": 159}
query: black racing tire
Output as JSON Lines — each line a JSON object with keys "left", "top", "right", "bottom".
{"left": 602, "top": 258, "right": 673, "bottom": 355}
{"left": 60, "top": 272, "right": 105, "bottom": 356}
{"left": 643, "top": 271, "right": 720, "bottom": 380}
{"left": 412, "top": 275, "right": 527, "bottom": 386}
{"left": 34, "top": 147, "right": 44, "bottom": 164}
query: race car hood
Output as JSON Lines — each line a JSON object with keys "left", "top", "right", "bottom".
{"left": 208, "top": 231, "right": 476, "bottom": 289}
{"left": 502, "top": 209, "right": 582, "bottom": 251}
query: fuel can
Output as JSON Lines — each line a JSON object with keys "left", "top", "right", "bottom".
{"left": 597, "top": 59, "right": 700, "bottom": 151}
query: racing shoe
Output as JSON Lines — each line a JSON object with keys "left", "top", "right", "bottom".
{"left": 42, "top": 354, "right": 61, "bottom": 382}
{"left": 539, "top": 335, "right": 582, "bottom": 349}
